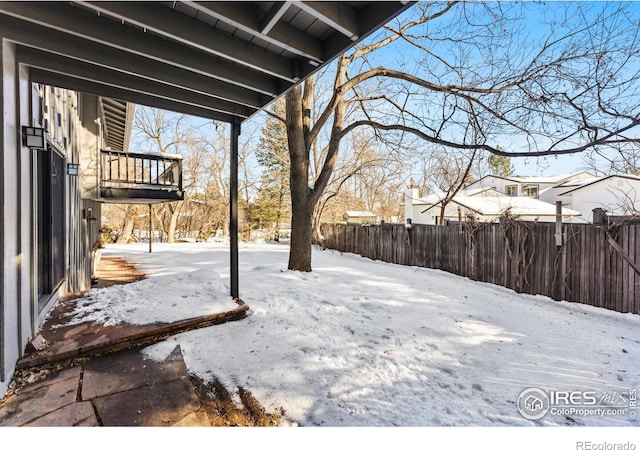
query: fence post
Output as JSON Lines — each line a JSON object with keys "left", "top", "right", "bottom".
{"left": 555, "top": 201, "right": 563, "bottom": 246}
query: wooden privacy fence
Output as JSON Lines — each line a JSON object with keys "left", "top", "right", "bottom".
{"left": 319, "top": 222, "right": 640, "bottom": 314}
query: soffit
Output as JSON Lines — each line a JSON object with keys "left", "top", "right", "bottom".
{"left": 0, "top": 1, "right": 414, "bottom": 123}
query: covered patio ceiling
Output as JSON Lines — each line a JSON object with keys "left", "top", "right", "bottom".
{"left": 0, "top": 1, "right": 414, "bottom": 299}
{"left": 0, "top": 1, "right": 414, "bottom": 124}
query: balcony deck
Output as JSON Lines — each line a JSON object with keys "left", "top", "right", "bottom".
{"left": 100, "top": 149, "right": 183, "bottom": 203}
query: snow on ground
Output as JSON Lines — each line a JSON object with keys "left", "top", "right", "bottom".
{"left": 86, "top": 241, "right": 639, "bottom": 427}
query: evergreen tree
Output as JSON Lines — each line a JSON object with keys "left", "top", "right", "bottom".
{"left": 254, "top": 100, "right": 290, "bottom": 241}
{"left": 488, "top": 153, "right": 515, "bottom": 177}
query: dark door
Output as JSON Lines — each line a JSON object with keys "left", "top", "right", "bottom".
{"left": 37, "top": 145, "right": 65, "bottom": 311}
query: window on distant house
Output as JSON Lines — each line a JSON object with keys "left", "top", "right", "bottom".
{"left": 505, "top": 185, "right": 518, "bottom": 197}
{"left": 522, "top": 185, "right": 539, "bottom": 198}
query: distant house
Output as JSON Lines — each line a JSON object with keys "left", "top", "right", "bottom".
{"left": 552, "top": 175, "right": 640, "bottom": 223}
{"left": 466, "top": 172, "right": 597, "bottom": 198}
{"left": 404, "top": 187, "right": 580, "bottom": 225}
{"left": 406, "top": 172, "right": 640, "bottom": 225}
{"left": 343, "top": 211, "right": 377, "bottom": 225}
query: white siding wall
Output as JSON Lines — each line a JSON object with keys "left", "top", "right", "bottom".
{"left": 467, "top": 176, "right": 518, "bottom": 195}
{"left": 565, "top": 178, "right": 640, "bottom": 223}
{"left": 410, "top": 203, "right": 438, "bottom": 224}
{"left": 405, "top": 188, "right": 439, "bottom": 224}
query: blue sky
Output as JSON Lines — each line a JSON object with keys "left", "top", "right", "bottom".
{"left": 343, "top": 1, "right": 640, "bottom": 177}
{"left": 511, "top": 152, "right": 587, "bottom": 176}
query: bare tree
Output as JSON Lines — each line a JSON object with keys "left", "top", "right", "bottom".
{"left": 583, "top": 143, "right": 640, "bottom": 176}
{"left": 128, "top": 108, "right": 259, "bottom": 242}
{"left": 601, "top": 181, "right": 640, "bottom": 220}
{"left": 430, "top": 147, "right": 478, "bottom": 225}
{"left": 284, "top": 1, "right": 640, "bottom": 271}
{"left": 132, "top": 108, "right": 193, "bottom": 242}
{"left": 313, "top": 129, "right": 406, "bottom": 229}
{"left": 113, "top": 204, "right": 139, "bottom": 243}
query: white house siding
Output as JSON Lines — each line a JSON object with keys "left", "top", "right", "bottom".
{"left": 537, "top": 174, "right": 598, "bottom": 206}
{"left": 466, "top": 175, "right": 519, "bottom": 196}
{"left": 411, "top": 203, "right": 438, "bottom": 224}
{"left": 561, "top": 177, "right": 640, "bottom": 223}
{"left": 405, "top": 188, "right": 437, "bottom": 224}
{"left": 0, "top": 38, "right": 103, "bottom": 396}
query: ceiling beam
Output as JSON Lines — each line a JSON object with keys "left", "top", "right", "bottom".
{"left": 183, "top": 1, "right": 323, "bottom": 63}
{"left": 1, "top": 0, "right": 415, "bottom": 126}
{"left": 260, "top": 2, "right": 291, "bottom": 35}
{"left": 19, "top": 48, "right": 252, "bottom": 121}
{"left": 296, "top": 2, "right": 360, "bottom": 41}
{"left": 0, "top": 14, "right": 268, "bottom": 110}
{"left": 81, "top": 1, "right": 299, "bottom": 82}
{"left": 31, "top": 69, "right": 236, "bottom": 122}
{"left": 0, "top": 2, "right": 286, "bottom": 96}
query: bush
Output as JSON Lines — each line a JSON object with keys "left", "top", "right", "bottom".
{"left": 100, "top": 226, "right": 118, "bottom": 244}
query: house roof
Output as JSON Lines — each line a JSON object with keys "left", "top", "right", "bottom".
{"left": 416, "top": 187, "right": 505, "bottom": 212}
{"left": 558, "top": 174, "right": 640, "bottom": 196}
{"left": 467, "top": 172, "right": 595, "bottom": 188}
{"left": 0, "top": 1, "right": 414, "bottom": 123}
{"left": 553, "top": 178, "right": 601, "bottom": 189}
{"left": 508, "top": 171, "right": 595, "bottom": 184}
{"left": 465, "top": 187, "right": 507, "bottom": 197}
{"left": 99, "top": 97, "right": 134, "bottom": 152}
{"left": 441, "top": 195, "right": 581, "bottom": 218}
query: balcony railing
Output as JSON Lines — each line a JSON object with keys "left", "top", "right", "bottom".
{"left": 100, "top": 149, "right": 183, "bottom": 202}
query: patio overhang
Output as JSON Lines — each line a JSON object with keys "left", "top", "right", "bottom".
{"left": 0, "top": 1, "right": 414, "bottom": 121}
{"left": 0, "top": 1, "right": 415, "bottom": 298}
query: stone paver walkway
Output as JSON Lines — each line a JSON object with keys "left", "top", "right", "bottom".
{"left": 0, "top": 256, "right": 249, "bottom": 427}
{"left": 0, "top": 345, "right": 208, "bottom": 426}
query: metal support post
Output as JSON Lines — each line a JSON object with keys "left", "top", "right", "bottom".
{"left": 149, "top": 204, "right": 153, "bottom": 253}
{"left": 230, "top": 119, "right": 241, "bottom": 298}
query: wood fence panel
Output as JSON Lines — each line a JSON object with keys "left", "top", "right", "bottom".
{"left": 542, "top": 225, "right": 553, "bottom": 298}
{"left": 627, "top": 226, "right": 635, "bottom": 313}
{"left": 319, "top": 222, "right": 640, "bottom": 314}
{"left": 581, "top": 226, "right": 591, "bottom": 306}
{"left": 490, "top": 226, "right": 497, "bottom": 284}
{"left": 533, "top": 225, "right": 544, "bottom": 296}
{"left": 616, "top": 229, "right": 624, "bottom": 312}
{"left": 595, "top": 227, "right": 603, "bottom": 309}
{"left": 609, "top": 231, "right": 617, "bottom": 311}
{"left": 569, "top": 226, "right": 581, "bottom": 303}
{"left": 478, "top": 227, "right": 487, "bottom": 283}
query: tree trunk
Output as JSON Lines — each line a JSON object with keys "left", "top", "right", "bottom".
{"left": 166, "top": 202, "right": 182, "bottom": 243}
{"left": 288, "top": 188, "right": 314, "bottom": 272}
{"left": 116, "top": 205, "right": 135, "bottom": 243}
{"left": 286, "top": 83, "right": 314, "bottom": 271}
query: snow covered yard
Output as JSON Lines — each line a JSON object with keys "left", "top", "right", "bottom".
{"left": 87, "top": 241, "right": 639, "bottom": 427}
